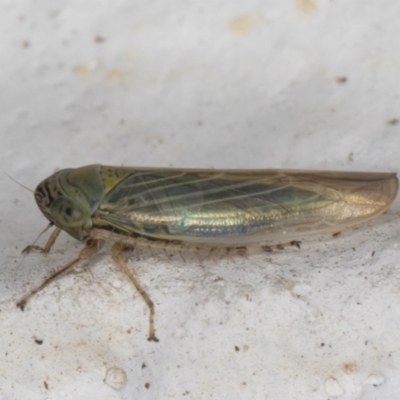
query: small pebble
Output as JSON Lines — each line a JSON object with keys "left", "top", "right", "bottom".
{"left": 105, "top": 367, "right": 127, "bottom": 390}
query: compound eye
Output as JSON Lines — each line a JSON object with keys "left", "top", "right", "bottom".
{"left": 51, "top": 197, "right": 86, "bottom": 228}
{"left": 65, "top": 205, "right": 83, "bottom": 221}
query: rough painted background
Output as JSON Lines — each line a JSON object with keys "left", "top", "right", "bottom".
{"left": 1, "top": 1, "right": 400, "bottom": 399}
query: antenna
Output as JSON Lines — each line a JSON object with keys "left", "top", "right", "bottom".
{"left": 4, "top": 171, "right": 34, "bottom": 193}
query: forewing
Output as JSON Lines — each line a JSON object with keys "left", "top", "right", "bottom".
{"left": 92, "top": 169, "right": 398, "bottom": 244}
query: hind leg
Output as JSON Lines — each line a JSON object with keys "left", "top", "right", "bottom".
{"left": 111, "top": 242, "right": 159, "bottom": 343}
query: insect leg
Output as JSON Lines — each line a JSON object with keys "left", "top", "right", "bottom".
{"left": 111, "top": 242, "right": 159, "bottom": 343}
{"left": 22, "top": 227, "right": 62, "bottom": 254}
{"left": 290, "top": 240, "right": 301, "bottom": 249}
{"left": 261, "top": 240, "right": 302, "bottom": 253}
{"left": 194, "top": 247, "right": 203, "bottom": 263}
{"left": 17, "top": 239, "right": 101, "bottom": 310}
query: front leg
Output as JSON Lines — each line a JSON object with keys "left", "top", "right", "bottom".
{"left": 17, "top": 239, "right": 102, "bottom": 310}
{"left": 22, "top": 226, "right": 62, "bottom": 254}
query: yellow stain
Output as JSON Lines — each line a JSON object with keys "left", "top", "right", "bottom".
{"left": 342, "top": 363, "right": 358, "bottom": 374}
{"left": 131, "top": 22, "right": 144, "bottom": 32}
{"left": 72, "top": 63, "right": 91, "bottom": 77}
{"left": 125, "top": 47, "right": 143, "bottom": 62}
{"left": 229, "top": 14, "right": 256, "bottom": 35}
{"left": 107, "top": 68, "right": 126, "bottom": 83}
{"left": 295, "top": 0, "right": 318, "bottom": 14}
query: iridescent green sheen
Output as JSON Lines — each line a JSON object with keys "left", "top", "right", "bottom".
{"left": 33, "top": 165, "right": 398, "bottom": 245}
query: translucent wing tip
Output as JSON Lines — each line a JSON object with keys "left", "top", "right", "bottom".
{"left": 351, "top": 172, "right": 399, "bottom": 219}
{"left": 382, "top": 172, "right": 399, "bottom": 208}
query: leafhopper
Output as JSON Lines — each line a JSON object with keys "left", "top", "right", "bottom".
{"left": 18, "top": 165, "right": 399, "bottom": 341}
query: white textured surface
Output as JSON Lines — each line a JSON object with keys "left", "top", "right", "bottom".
{"left": 1, "top": 1, "right": 400, "bottom": 399}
